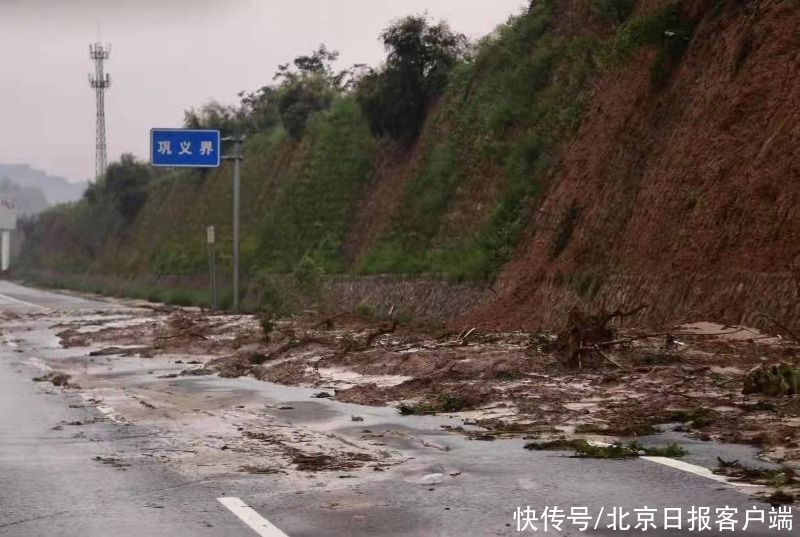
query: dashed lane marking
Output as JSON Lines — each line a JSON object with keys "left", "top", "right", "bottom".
{"left": 218, "top": 497, "right": 290, "bottom": 537}
{"left": 641, "top": 456, "right": 763, "bottom": 489}
{"left": 589, "top": 441, "right": 764, "bottom": 492}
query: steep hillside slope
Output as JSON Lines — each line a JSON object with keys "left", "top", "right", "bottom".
{"left": 16, "top": 0, "right": 799, "bottom": 331}
{"left": 355, "top": 0, "right": 604, "bottom": 279}
{"left": 470, "top": 0, "right": 800, "bottom": 329}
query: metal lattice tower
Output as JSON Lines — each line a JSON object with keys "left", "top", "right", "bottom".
{"left": 88, "top": 42, "right": 111, "bottom": 179}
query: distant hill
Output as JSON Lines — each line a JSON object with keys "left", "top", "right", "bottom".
{"left": 0, "top": 177, "right": 48, "bottom": 217}
{"left": 0, "top": 163, "right": 86, "bottom": 206}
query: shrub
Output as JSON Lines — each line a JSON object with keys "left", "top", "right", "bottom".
{"left": 92, "top": 154, "right": 153, "bottom": 222}
{"left": 184, "top": 101, "right": 239, "bottom": 136}
{"left": 258, "top": 313, "right": 275, "bottom": 342}
{"left": 437, "top": 392, "right": 468, "bottom": 412}
{"left": 356, "top": 15, "right": 468, "bottom": 145}
{"left": 251, "top": 272, "right": 297, "bottom": 317}
{"left": 292, "top": 254, "right": 324, "bottom": 296}
{"left": 605, "top": 2, "right": 685, "bottom": 63}
{"left": 592, "top": 0, "right": 636, "bottom": 24}
{"left": 276, "top": 76, "right": 335, "bottom": 140}
{"left": 355, "top": 301, "right": 375, "bottom": 318}
{"left": 272, "top": 45, "right": 342, "bottom": 140}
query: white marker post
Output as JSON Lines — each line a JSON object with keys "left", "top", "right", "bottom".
{"left": 1, "top": 231, "right": 9, "bottom": 271}
{"left": 207, "top": 225, "right": 217, "bottom": 310}
{"left": 0, "top": 197, "right": 17, "bottom": 271}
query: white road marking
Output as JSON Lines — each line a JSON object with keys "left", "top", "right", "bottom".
{"left": 646, "top": 457, "right": 800, "bottom": 516}
{"left": 0, "top": 292, "right": 51, "bottom": 312}
{"left": 642, "top": 456, "right": 763, "bottom": 488}
{"left": 588, "top": 441, "right": 765, "bottom": 492}
{"left": 218, "top": 497, "right": 290, "bottom": 537}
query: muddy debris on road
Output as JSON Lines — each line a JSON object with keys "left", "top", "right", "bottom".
{"left": 51, "top": 307, "right": 800, "bottom": 495}
{"left": 33, "top": 371, "right": 72, "bottom": 387}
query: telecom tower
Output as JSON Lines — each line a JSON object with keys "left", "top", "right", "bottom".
{"left": 88, "top": 42, "right": 111, "bottom": 179}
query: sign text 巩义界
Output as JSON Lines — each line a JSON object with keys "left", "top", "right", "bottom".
{"left": 150, "top": 129, "right": 221, "bottom": 168}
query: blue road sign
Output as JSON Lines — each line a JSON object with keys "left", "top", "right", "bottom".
{"left": 150, "top": 128, "right": 221, "bottom": 168}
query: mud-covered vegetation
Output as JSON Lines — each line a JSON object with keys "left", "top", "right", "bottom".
{"left": 525, "top": 439, "right": 687, "bottom": 459}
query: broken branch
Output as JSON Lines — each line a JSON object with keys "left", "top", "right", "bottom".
{"left": 755, "top": 313, "right": 799, "bottom": 343}
{"left": 589, "top": 345, "right": 623, "bottom": 368}
{"left": 312, "top": 311, "right": 352, "bottom": 330}
{"left": 154, "top": 331, "right": 210, "bottom": 342}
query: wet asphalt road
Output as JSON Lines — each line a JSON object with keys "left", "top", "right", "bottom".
{"left": 0, "top": 281, "right": 794, "bottom": 536}
{"left": 0, "top": 283, "right": 249, "bottom": 537}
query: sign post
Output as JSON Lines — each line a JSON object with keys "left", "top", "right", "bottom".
{"left": 222, "top": 135, "right": 245, "bottom": 312}
{"left": 150, "top": 128, "right": 223, "bottom": 308}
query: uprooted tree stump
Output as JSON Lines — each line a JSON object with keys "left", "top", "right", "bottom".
{"left": 743, "top": 363, "right": 800, "bottom": 397}
{"left": 556, "top": 305, "right": 646, "bottom": 369}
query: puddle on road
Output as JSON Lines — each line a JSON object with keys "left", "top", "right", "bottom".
{"left": 168, "top": 375, "right": 470, "bottom": 435}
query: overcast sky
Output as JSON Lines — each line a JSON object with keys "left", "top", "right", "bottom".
{"left": 0, "top": 0, "right": 526, "bottom": 182}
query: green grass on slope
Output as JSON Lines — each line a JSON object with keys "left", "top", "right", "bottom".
{"left": 18, "top": 1, "right": 699, "bottom": 295}
{"left": 362, "top": 0, "right": 696, "bottom": 281}
{"left": 362, "top": 0, "right": 598, "bottom": 280}
{"left": 133, "top": 128, "right": 290, "bottom": 278}
{"left": 258, "top": 97, "right": 376, "bottom": 273}
{"left": 360, "top": 140, "right": 460, "bottom": 274}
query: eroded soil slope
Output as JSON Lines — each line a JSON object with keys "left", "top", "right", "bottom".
{"left": 473, "top": 0, "right": 800, "bottom": 330}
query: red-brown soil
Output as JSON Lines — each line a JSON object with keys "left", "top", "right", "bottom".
{"left": 469, "top": 0, "right": 800, "bottom": 331}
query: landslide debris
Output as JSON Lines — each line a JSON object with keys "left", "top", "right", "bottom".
{"left": 714, "top": 458, "right": 798, "bottom": 505}
{"left": 32, "top": 371, "right": 72, "bottom": 387}
{"left": 92, "top": 456, "right": 130, "bottom": 470}
{"left": 289, "top": 450, "right": 374, "bottom": 472}
{"left": 524, "top": 439, "right": 687, "bottom": 459}
{"left": 240, "top": 427, "right": 380, "bottom": 473}
{"left": 60, "top": 306, "right": 800, "bottom": 479}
